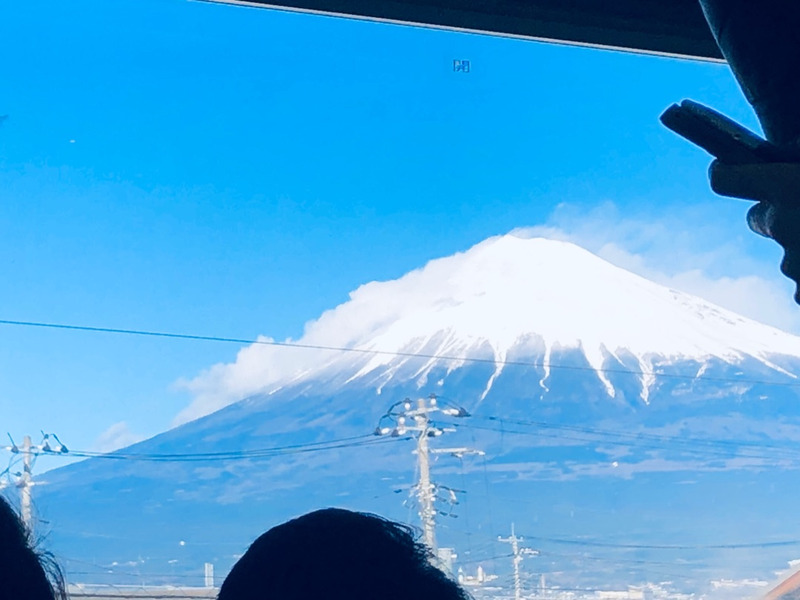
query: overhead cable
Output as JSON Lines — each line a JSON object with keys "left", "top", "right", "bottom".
{"left": 0, "top": 318, "right": 797, "bottom": 388}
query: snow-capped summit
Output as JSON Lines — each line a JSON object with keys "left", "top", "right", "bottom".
{"left": 40, "top": 234, "right": 800, "bottom": 593}
{"left": 182, "top": 234, "right": 800, "bottom": 421}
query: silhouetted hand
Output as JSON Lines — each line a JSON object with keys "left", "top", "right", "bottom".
{"left": 709, "top": 160, "right": 800, "bottom": 304}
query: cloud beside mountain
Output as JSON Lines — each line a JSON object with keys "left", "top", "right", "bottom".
{"left": 518, "top": 202, "right": 800, "bottom": 334}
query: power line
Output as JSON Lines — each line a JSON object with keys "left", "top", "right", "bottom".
{"left": 433, "top": 398, "right": 800, "bottom": 455}
{"left": 443, "top": 420, "right": 761, "bottom": 460}
{"left": 69, "top": 594, "right": 214, "bottom": 599}
{"left": 537, "top": 549, "right": 709, "bottom": 568}
{"left": 63, "top": 556, "right": 222, "bottom": 584}
{"left": 1, "top": 318, "right": 798, "bottom": 388}
{"left": 475, "top": 415, "right": 798, "bottom": 452}
{"left": 3, "top": 435, "right": 406, "bottom": 465}
{"left": 523, "top": 535, "right": 800, "bottom": 550}
{"left": 66, "top": 570, "right": 211, "bottom": 582}
{"left": 70, "top": 433, "right": 374, "bottom": 458}
{"left": 455, "top": 553, "right": 695, "bottom": 592}
{"left": 458, "top": 552, "right": 515, "bottom": 566}
{"left": 462, "top": 422, "right": 800, "bottom": 462}
{"left": 441, "top": 418, "right": 800, "bottom": 462}
{"left": 69, "top": 437, "right": 402, "bottom": 463}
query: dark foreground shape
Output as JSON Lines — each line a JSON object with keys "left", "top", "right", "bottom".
{"left": 218, "top": 508, "right": 470, "bottom": 600}
{"left": 699, "top": 0, "right": 800, "bottom": 304}
{"left": 709, "top": 161, "right": 800, "bottom": 304}
{"left": 0, "top": 496, "right": 66, "bottom": 600}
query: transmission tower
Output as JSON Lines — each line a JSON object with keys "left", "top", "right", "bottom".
{"left": 375, "top": 394, "right": 482, "bottom": 554}
{"left": 1, "top": 432, "right": 68, "bottom": 529}
{"left": 498, "top": 524, "right": 539, "bottom": 600}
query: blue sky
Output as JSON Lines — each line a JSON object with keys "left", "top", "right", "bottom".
{"left": 1, "top": 0, "right": 798, "bottom": 461}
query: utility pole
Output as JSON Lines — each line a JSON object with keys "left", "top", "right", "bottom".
{"left": 499, "top": 524, "right": 538, "bottom": 600}
{"left": 19, "top": 435, "right": 33, "bottom": 528}
{"left": 499, "top": 524, "right": 523, "bottom": 600}
{"left": 375, "top": 394, "right": 479, "bottom": 556}
{"left": 415, "top": 397, "right": 437, "bottom": 551}
{"left": 2, "top": 432, "right": 68, "bottom": 531}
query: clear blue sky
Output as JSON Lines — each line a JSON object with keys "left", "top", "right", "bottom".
{"left": 0, "top": 0, "right": 794, "bottom": 460}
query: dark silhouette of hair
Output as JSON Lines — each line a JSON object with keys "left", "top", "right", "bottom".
{"left": 0, "top": 496, "right": 66, "bottom": 600}
{"left": 218, "top": 508, "right": 471, "bottom": 600}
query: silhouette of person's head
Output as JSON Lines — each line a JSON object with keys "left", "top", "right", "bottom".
{"left": 218, "top": 508, "right": 471, "bottom": 600}
{"left": 0, "top": 496, "right": 65, "bottom": 600}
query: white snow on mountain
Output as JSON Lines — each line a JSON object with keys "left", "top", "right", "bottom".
{"left": 176, "top": 235, "right": 800, "bottom": 425}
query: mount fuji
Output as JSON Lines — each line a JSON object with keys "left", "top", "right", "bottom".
{"left": 34, "top": 235, "right": 800, "bottom": 596}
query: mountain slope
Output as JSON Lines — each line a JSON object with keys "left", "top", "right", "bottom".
{"left": 34, "top": 234, "right": 800, "bottom": 596}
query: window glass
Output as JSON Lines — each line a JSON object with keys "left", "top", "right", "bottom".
{"left": 2, "top": 1, "right": 799, "bottom": 599}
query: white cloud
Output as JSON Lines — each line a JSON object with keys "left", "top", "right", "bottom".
{"left": 94, "top": 422, "right": 144, "bottom": 453}
{"left": 172, "top": 337, "right": 342, "bottom": 426}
